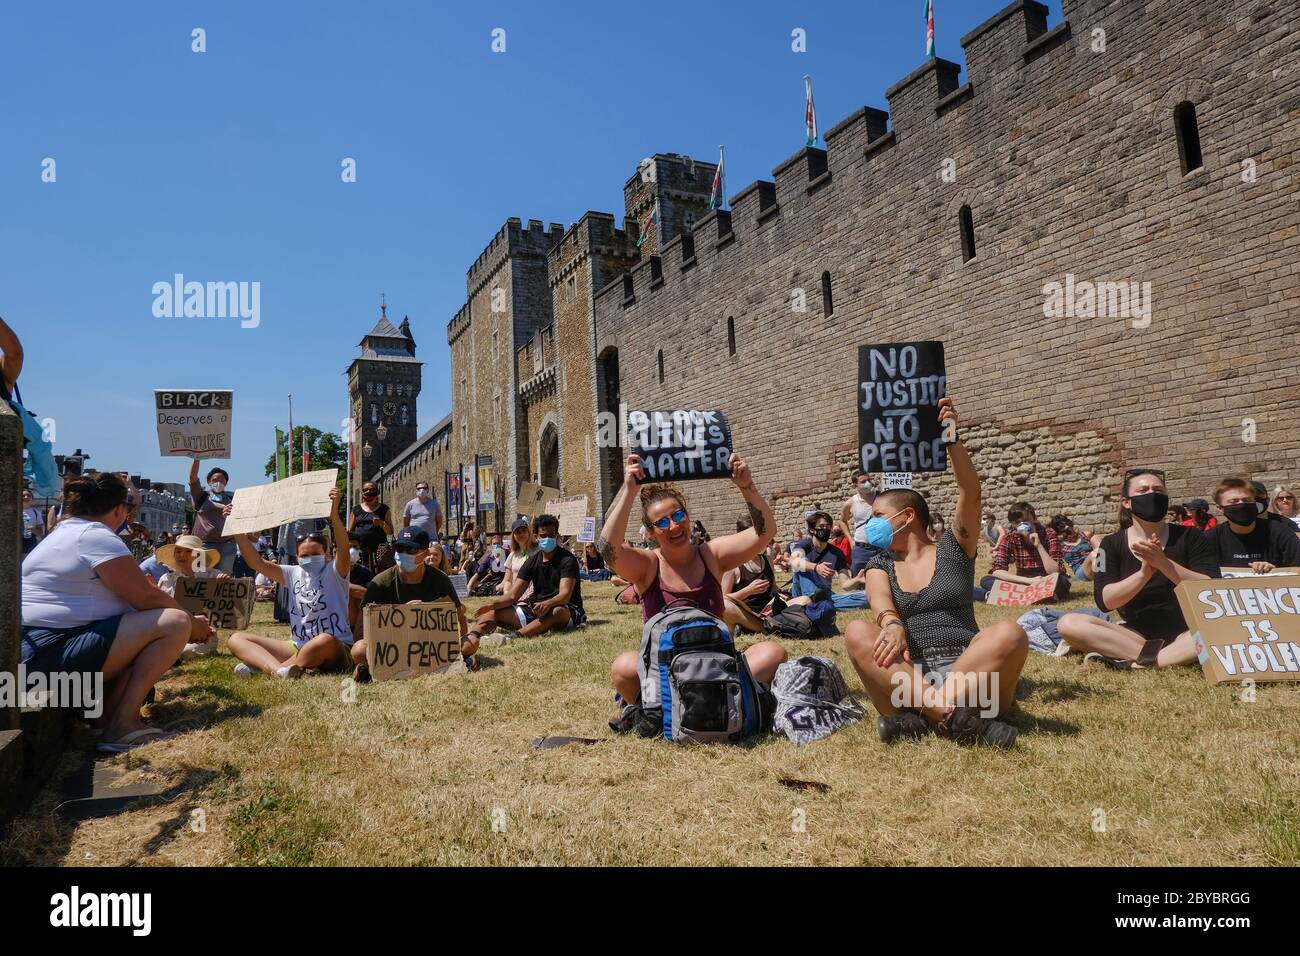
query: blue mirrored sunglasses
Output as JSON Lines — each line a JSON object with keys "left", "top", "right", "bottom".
{"left": 653, "top": 508, "right": 689, "bottom": 531}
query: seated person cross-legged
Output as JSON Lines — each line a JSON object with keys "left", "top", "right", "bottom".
{"left": 721, "top": 516, "right": 776, "bottom": 633}
{"left": 350, "top": 525, "right": 474, "bottom": 681}
{"left": 844, "top": 398, "right": 1028, "bottom": 748}
{"left": 602, "top": 452, "right": 787, "bottom": 733}
{"left": 227, "top": 487, "right": 355, "bottom": 678}
{"left": 1056, "top": 468, "right": 1219, "bottom": 670}
{"left": 980, "top": 502, "right": 1070, "bottom": 601}
{"left": 467, "top": 513, "right": 587, "bottom": 641}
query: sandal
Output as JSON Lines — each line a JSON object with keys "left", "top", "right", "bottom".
{"left": 95, "top": 726, "right": 176, "bottom": 754}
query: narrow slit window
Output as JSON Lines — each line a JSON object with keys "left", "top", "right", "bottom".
{"left": 727, "top": 316, "right": 736, "bottom": 356}
{"left": 657, "top": 349, "right": 664, "bottom": 384}
{"left": 1175, "top": 101, "right": 1203, "bottom": 175}
{"left": 821, "top": 271, "right": 833, "bottom": 316}
{"left": 959, "top": 205, "right": 976, "bottom": 262}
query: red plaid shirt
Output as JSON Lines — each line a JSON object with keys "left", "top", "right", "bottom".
{"left": 991, "top": 523, "right": 1063, "bottom": 576}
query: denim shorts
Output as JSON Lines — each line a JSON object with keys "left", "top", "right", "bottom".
{"left": 21, "top": 615, "right": 123, "bottom": 675}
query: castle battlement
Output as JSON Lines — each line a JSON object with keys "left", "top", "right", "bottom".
{"left": 466, "top": 216, "right": 564, "bottom": 297}
{"left": 548, "top": 212, "right": 638, "bottom": 285}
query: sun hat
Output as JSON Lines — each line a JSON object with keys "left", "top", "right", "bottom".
{"left": 155, "top": 534, "right": 221, "bottom": 573}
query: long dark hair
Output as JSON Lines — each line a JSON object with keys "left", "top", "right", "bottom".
{"left": 63, "top": 473, "right": 129, "bottom": 518}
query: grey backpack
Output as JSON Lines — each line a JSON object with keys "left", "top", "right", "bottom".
{"left": 637, "top": 602, "right": 766, "bottom": 744}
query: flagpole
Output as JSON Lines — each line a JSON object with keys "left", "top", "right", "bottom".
{"left": 287, "top": 394, "right": 294, "bottom": 477}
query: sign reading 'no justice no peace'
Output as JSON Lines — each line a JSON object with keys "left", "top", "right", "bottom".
{"left": 858, "top": 342, "right": 947, "bottom": 474}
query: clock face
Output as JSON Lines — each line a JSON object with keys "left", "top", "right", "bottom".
{"left": 383, "top": 401, "right": 397, "bottom": 417}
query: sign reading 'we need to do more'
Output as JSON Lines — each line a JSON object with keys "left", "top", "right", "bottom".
{"left": 858, "top": 342, "right": 947, "bottom": 474}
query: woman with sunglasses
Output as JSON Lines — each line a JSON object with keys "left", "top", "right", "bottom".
{"left": 1271, "top": 486, "right": 1300, "bottom": 534}
{"left": 843, "top": 398, "right": 1027, "bottom": 747}
{"left": 228, "top": 487, "right": 354, "bottom": 678}
{"left": 348, "top": 482, "right": 394, "bottom": 571}
{"left": 601, "top": 451, "right": 786, "bottom": 733}
{"left": 1056, "top": 468, "right": 1218, "bottom": 670}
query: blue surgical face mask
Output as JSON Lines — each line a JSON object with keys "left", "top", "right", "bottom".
{"left": 538, "top": 537, "right": 557, "bottom": 554}
{"left": 394, "top": 552, "right": 418, "bottom": 573}
{"left": 298, "top": 554, "right": 326, "bottom": 574}
{"left": 864, "top": 510, "right": 907, "bottom": 549}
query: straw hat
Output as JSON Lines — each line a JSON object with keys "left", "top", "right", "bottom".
{"left": 155, "top": 534, "right": 222, "bottom": 573}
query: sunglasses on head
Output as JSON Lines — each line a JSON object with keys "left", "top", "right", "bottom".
{"left": 296, "top": 532, "right": 327, "bottom": 545}
{"left": 653, "top": 508, "right": 688, "bottom": 530}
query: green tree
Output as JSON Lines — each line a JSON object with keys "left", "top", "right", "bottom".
{"left": 265, "top": 425, "right": 349, "bottom": 513}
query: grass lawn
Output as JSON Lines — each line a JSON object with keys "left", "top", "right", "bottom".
{"left": 4, "top": 567, "right": 1299, "bottom": 867}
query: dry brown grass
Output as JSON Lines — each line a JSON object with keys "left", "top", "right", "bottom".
{"left": 5, "top": 567, "right": 1299, "bottom": 867}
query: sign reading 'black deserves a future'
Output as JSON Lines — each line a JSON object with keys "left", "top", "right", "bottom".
{"left": 626, "top": 409, "right": 733, "bottom": 482}
{"left": 858, "top": 342, "right": 948, "bottom": 474}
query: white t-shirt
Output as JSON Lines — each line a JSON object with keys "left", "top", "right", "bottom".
{"left": 22, "top": 507, "right": 44, "bottom": 540}
{"left": 22, "top": 517, "right": 136, "bottom": 628}
{"left": 848, "top": 493, "right": 875, "bottom": 545}
{"left": 280, "top": 562, "right": 353, "bottom": 647}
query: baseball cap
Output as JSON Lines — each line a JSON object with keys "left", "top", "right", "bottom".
{"left": 1183, "top": 498, "right": 1210, "bottom": 512}
{"left": 511, "top": 517, "right": 531, "bottom": 533}
{"left": 394, "top": 526, "right": 430, "bottom": 550}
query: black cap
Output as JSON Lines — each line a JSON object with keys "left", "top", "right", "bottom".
{"left": 1183, "top": 498, "right": 1209, "bottom": 512}
{"left": 511, "top": 517, "right": 531, "bottom": 533}
{"left": 394, "top": 526, "right": 430, "bottom": 550}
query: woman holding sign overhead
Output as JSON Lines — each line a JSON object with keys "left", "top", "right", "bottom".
{"left": 189, "top": 456, "right": 237, "bottom": 574}
{"left": 601, "top": 450, "right": 786, "bottom": 735}
{"left": 227, "top": 487, "right": 354, "bottom": 678}
{"left": 843, "top": 398, "right": 1028, "bottom": 748}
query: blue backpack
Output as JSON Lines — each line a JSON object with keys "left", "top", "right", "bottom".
{"left": 637, "top": 602, "right": 768, "bottom": 744}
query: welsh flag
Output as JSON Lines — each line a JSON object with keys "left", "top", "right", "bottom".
{"left": 707, "top": 146, "right": 725, "bottom": 211}
{"left": 636, "top": 197, "right": 661, "bottom": 248}
{"left": 804, "top": 74, "right": 817, "bottom": 146}
{"left": 926, "top": 0, "right": 935, "bottom": 57}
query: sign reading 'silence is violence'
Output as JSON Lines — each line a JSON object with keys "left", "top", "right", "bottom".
{"left": 1176, "top": 575, "right": 1300, "bottom": 686}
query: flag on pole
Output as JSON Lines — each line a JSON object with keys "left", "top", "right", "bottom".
{"left": 287, "top": 394, "right": 294, "bottom": 477}
{"left": 635, "top": 196, "right": 661, "bottom": 248}
{"left": 804, "top": 75, "right": 818, "bottom": 146}
{"left": 303, "top": 447, "right": 310, "bottom": 472}
{"left": 925, "top": 0, "right": 935, "bottom": 57}
{"left": 708, "top": 146, "right": 725, "bottom": 211}
{"left": 274, "top": 428, "right": 288, "bottom": 481}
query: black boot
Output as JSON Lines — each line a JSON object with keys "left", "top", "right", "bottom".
{"left": 877, "top": 708, "right": 933, "bottom": 744}
{"left": 939, "top": 706, "right": 1017, "bottom": 748}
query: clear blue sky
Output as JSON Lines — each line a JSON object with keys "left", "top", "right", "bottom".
{"left": 0, "top": 0, "right": 1062, "bottom": 490}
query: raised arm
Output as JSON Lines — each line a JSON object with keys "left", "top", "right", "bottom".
{"left": 329, "top": 488, "right": 351, "bottom": 579}
{"left": 233, "top": 532, "right": 284, "bottom": 586}
{"left": 940, "top": 398, "right": 982, "bottom": 559}
{"left": 705, "top": 455, "right": 776, "bottom": 575}
{"left": 597, "top": 454, "right": 658, "bottom": 589}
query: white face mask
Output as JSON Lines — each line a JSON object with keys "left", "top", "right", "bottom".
{"left": 348, "top": 547, "right": 360, "bottom": 562}
{"left": 298, "top": 554, "right": 326, "bottom": 574}
{"left": 210, "top": 480, "right": 227, "bottom": 495}
{"left": 416, "top": 488, "right": 429, "bottom": 498}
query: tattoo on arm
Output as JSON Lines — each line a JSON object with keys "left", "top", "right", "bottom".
{"left": 956, "top": 524, "right": 970, "bottom": 540}
{"left": 597, "top": 536, "right": 617, "bottom": 566}
{"left": 746, "top": 501, "right": 767, "bottom": 537}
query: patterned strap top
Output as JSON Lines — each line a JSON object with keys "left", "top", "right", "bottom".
{"left": 641, "top": 549, "right": 726, "bottom": 621}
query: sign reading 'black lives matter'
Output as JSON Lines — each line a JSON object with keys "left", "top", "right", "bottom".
{"left": 858, "top": 342, "right": 947, "bottom": 474}
{"left": 626, "top": 410, "right": 733, "bottom": 482}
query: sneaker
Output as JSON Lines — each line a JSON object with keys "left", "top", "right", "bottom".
{"left": 233, "top": 663, "right": 258, "bottom": 677}
{"left": 352, "top": 663, "right": 372, "bottom": 685}
{"left": 608, "top": 703, "right": 644, "bottom": 736}
{"left": 939, "top": 706, "right": 1018, "bottom": 748}
{"left": 877, "top": 709, "right": 932, "bottom": 744}
{"left": 1052, "top": 639, "right": 1072, "bottom": 657}
{"left": 1083, "top": 651, "right": 1135, "bottom": 671}
{"left": 463, "top": 654, "right": 481, "bottom": 673}
{"left": 274, "top": 664, "right": 303, "bottom": 680}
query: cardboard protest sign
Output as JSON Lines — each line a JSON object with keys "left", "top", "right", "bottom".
{"left": 363, "top": 601, "right": 461, "bottom": 681}
{"left": 985, "top": 574, "right": 1059, "bottom": 607}
{"left": 222, "top": 469, "right": 338, "bottom": 537}
{"left": 577, "top": 517, "right": 597, "bottom": 544}
{"left": 175, "top": 577, "right": 255, "bottom": 630}
{"left": 882, "top": 473, "right": 913, "bottom": 489}
{"left": 448, "top": 573, "right": 469, "bottom": 599}
{"left": 155, "top": 389, "right": 233, "bottom": 459}
{"left": 516, "top": 482, "right": 561, "bottom": 518}
{"left": 626, "top": 409, "right": 733, "bottom": 482}
{"left": 1176, "top": 575, "right": 1300, "bottom": 685}
{"left": 544, "top": 495, "right": 589, "bottom": 536}
{"left": 858, "top": 342, "right": 947, "bottom": 474}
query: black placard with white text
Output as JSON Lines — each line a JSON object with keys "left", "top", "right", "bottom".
{"left": 626, "top": 409, "right": 733, "bottom": 483}
{"left": 857, "top": 342, "right": 947, "bottom": 474}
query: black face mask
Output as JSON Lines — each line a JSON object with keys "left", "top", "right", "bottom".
{"left": 1128, "top": 492, "right": 1169, "bottom": 522}
{"left": 811, "top": 527, "right": 830, "bottom": 543}
{"left": 1223, "top": 503, "right": 1259, "bottom": 526}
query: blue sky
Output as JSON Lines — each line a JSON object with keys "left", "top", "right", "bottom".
{"left": 0, "top": 0, "right": 1062, "bottom": 490}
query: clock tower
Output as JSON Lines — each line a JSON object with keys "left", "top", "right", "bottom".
{"left": 346, "top": 298, "right": 422, "bottom": 495}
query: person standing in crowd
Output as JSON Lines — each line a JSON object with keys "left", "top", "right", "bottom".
{"left": 1180, "top": 498, "right": 1216, "bottom": 532}
{"left": 348, "top": 481, "right": 394, "bottom": 572}
{"left": 188, "top": 457, "right": 237, "bottom": 574}
{"left": 1271, "top": 485, "right": 1300, "bottom": 533}
{"left": 350, "top": 526, "right": 474, "bottom": 682}
{"left": 1050, "top": 515, "right": 1097, "bottom": 582}
{"left": 602, "top": 452, "right": 786, "bottom": 734}
{"left": 21, "top": 472, "right": 215, "bottom": 752}
{"left": 1210, "top": 476, "right": 1300, "bottom": 572}
{"left": 721, "top": 516, "right": 776, "bottom": 634}
{"left": 840, "top": 470, "right": 882, "bottom": 577}
{"left": 21, "top": 486, "right": 45, "bottom": 560}
{"left": 153, "top": 534, "right": 225, "bottom": 660}
{"left": 227, "top": 488, "right": 354, "bottom": 677}
{"left": 466, "top": 513, "right": 586, "bottom": 640}
{"left": 982, "top": 502, "right": 1069, "bottom": 600}
{"left": 1057, "top": 469, "right": 1218, "bottom": 669}
{"left": 844, "top": 399, "right": 1027, "bottom": 748}
{"left": 402, "top": 480, "right": 444, "bottom": 539}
